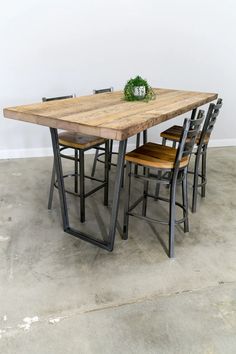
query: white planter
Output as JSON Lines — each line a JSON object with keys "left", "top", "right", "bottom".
{"left": 133, "top": 86, "right": 146, "bottom": 99}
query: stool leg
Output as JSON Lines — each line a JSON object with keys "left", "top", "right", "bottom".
{"left": 79, "top": 150, "right": 85, "bottom": 223}
{"left": 157, "top": 131, "right": 170, "bottom": 198}
{"left": 122, "top": 162, "right": 132, "bottom": 240}
{"left": 169, "top": 174, "right": 177, "bottom": 258}
{"left": 154, "top": 170, "right": 162, "bottom": 201}
{"left": 143, "top": 130, "right": 147, "bottom": 144}
{"left": 109, "top": 140, "right": 113, "bottom": 170}
{"left": 163, "top": 138, "right": 173, "bottom": 188}
{"left": 91, "top": 149, "right": 99, "bottom": 177}
{"left": 201, "top": 146, "right": 207, "bottom": 197}
{"left": 121, "top": 166, "right": 125, "bottom": 189}
{"left": 192, "top": 150, "right": 201, "bottom": 213}
{"left": 104, "top": 140, "right": 109, "bottom": 206}
{"left": 142, "top": 168, "right": 149, "bottom": 217}
{"left": 162, "top": 138, "right": 167, "bottom": 145}
{"left": 142, "top": 130, "right": 147, "bottom": 175}
{"left": 48, "top": 162, "right": 55, "bottom": 209}
{"left": 74, "top": 149, "right": 78, "bottom": 194}
{"left": 182, "top": 168, "right": 189, "bottom": 233}
{"left": 134, "top": 133, "right": 141, "bottom": 175}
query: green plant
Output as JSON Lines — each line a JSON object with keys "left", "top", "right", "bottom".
{"left": 123, "top": 75, "right": 156, "bottom": 102}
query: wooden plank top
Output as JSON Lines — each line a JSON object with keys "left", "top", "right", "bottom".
{"left": 3, "top": 88, "right": 217, "bottom": 140}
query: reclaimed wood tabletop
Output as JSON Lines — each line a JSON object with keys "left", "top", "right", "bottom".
{"left": 3, "top": 88, "right": 217, "bottom": 140}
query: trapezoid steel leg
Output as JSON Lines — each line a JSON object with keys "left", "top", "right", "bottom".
{"left": 50, "top": 128, "right": 69, "bottom": 231}
{"left": 50, "top": 127, "right": 127, "bottom": 251}
{"left": 48, "top": 162, "right": 56, "bottom": 210}
{"left": 107, "top": 139, "right": 127, "bottom": 251}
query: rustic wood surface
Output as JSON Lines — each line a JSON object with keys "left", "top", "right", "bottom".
{"left": 160, "top": 125, "right": 210, "bottom": 145}
{"left": 58, "top": 132, "right": 106, "bottom": 149}
{"left": 125, "top": 142, "right": 189, "bottom": 169}
{"left": 3, "top": 89, "right": 218, "bottom": 141}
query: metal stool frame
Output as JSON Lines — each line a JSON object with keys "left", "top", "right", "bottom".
{"left": 123, "top": 110, "right": 205, "bottom": 258}
{"left": 44, "top": 95, "right": 109, "bottom": 223}
{"left": 161, "top": 99, "right": 223, "bottom": 212}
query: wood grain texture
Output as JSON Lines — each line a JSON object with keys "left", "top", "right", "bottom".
{"left": 3, "top": 89, "right": 218, "bottom": 141}
{"left": 125, "top": 142, "right": 189, "bottom": 169}
{"left": 160, "top": 125, "right": 210, "bottom": 145}
{"left": 58, "top": 132, "right": 106, "bottom": 149}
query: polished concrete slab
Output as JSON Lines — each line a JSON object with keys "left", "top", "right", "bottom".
{"left": 0, "top": 147, "right": 236, "bottom": 353}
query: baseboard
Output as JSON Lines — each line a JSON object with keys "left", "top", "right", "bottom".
{"left": 208, "top": 139, "right": 236, "bottom": 147}
{"left": 0, "top": 139, "right": 236, "bottom": 159}
{"left": 0, "top": 147, "right": 53, "bottom": 159}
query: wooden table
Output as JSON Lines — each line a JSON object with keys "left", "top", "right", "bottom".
{"left": 3, "top": 88, "right": 217, "bottom": 251}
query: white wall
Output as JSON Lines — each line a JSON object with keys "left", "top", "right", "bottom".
{"left": 0, "top": 0, "right": 236, "bottom": 158}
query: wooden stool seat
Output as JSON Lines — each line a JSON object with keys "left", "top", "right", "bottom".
{"left": 125, "top": 142, "right": 189, "bottom": 169}
{"left": 160, "top": 125, "right": 210, "bottom": 145}
{"left": 59, "top": 131, "right": 107, "bottom": 150}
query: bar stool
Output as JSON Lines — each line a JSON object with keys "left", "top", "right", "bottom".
{"left": 159, "top": 98, "right": 223, "bottom": 212}
{"left": 122, "top": 110, "right": 204, "bottom": 258}
{"left": 43, "top": 95, "right": 109, "bottom": 223}
{"left": 91, "top": 87, "right": 148, "bottom": 177}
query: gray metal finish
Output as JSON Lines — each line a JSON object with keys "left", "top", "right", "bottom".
{"left": 182, "top": 167, "right": 189, "bottom": 233}
{"left": 48, "top": 163, "right": 56, "bottom": 210}
{"left": 93, "top": 87, "right": 114, "bottom": 94}
{"left": 50, "top": 128, "right": 69, "bottom": 231}
{"left": 79, "top": 149, "right": 85, "bottom": 223}
{"left": 123, "top": 111, "right": 204, "bottom": 258}
{"left": 42, "top": 94, "right": 74, "bottom": 102}
{"left": 191, "top": 98, "right": 223, "bottom": 212}
{"left": 142, "top": 168, "right": 149, "bottom": 217}
{"left": 134, "top": 130, "right": 148, "bottom": 175}
{"left": 159, "top": 101, "right": 223, "bottom": 213}
{"left": 50, "top": 126, "right": 127, "bottom": 251}
{"left": 74, "top": 149, "right": 78, "bottom": 194}
{"left": 104, "top": 140, "right": 109, "bottom": 205}
{"left": 123, "top": 162, "right": 132, "bottom": 240}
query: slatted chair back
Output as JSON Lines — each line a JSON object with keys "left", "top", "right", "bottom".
{"left": 174, "top": 110, "right": 205, "bottom": 169}
{"left": 42, "top": 94, "right": 74, "bottom": 102}
{"left": 93, "top": 87, "right": 113, "bottom": 94}
{"left": 198, "top": 98, "right": 223, "bottom": 148}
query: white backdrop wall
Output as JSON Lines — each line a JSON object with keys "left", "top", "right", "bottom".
{"left": 0, "top": 0, "right": 235, "bottom": 158}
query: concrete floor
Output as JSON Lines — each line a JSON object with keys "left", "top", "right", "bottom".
{"left": 0, "top": 147, "right": 235, "bottom": 354}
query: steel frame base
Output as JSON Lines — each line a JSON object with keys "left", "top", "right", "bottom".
{"left": 50, "top": 128, "right": 127, "bottom": 251}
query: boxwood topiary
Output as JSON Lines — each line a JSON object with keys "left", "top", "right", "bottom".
{"left": 123, "top": 75, "right": 156, "bottom": 102}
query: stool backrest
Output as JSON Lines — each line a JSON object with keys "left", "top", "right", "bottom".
{"left": 175, "top": 110, "right": 205, "bottom": 168}
{"left": 93, "top": 87, "right": 113, "bottom": 95}
{"left": 42, "top": 94, "right": 75, "bottom": 102}
{"left": 198, "top": 98, "right": 223, "bottom": 147}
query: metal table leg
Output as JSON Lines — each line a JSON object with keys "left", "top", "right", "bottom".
{"left": 50, "top": 128, "right": 127, "bottom": 251}
{"left": 50, "top": 128, "right": 69, "bottom": 231}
